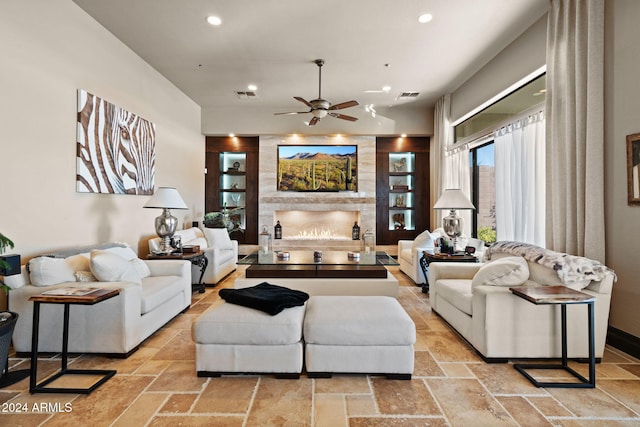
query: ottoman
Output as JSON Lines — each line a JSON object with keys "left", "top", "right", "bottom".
{"left": 192, "top": 302, "right": 305, "bottom": 378}
{"left": 303, "top": 296, "right": 416, "bottom": 379}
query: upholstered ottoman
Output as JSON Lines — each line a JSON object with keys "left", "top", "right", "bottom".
{"left": 192, "top": 302, "right": 305, "bottom": 378}
{"left": 303, "top": 296, "right": 416, "bottom": 379}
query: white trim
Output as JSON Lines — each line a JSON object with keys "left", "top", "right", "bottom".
{"left": 451, "top": 65, "right": 547, "bottom": 127}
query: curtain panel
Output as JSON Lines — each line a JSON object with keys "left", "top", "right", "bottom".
{"left": 546, "top": 0, "right": 605, "bottom": 262}
{"left": 495, "top": 112, "right": 546, "bottom": 246}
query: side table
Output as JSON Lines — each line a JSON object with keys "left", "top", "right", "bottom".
{"left": 148, "top": 251, "right": 208, "bottom": 293}
{"left": 419, "top": 252, "right": 478, "bottom": 293}
{"left": 29, "top": 288, "right": 120, "bottom": 394}
{"left": 509, "top": 285, "right": 596, "bottom": 388}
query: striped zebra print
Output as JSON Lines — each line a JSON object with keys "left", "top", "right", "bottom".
{"left": 76, "top": 89, "right": 155, "bottom": 194}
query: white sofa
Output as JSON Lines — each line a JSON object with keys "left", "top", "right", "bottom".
{"left": 149, "top": 227, "right": 237, "bottom": 285}
{"left": 429, "top": 242, "right": 615, "bottom": 361}
{"left": 5, "top": 243, "right": 191, "bottom": 357}
{"left": 398, "top": 229, "right": 441, "bottom": 284}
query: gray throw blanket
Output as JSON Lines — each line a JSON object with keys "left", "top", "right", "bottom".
{"left": 219, "top": 283, "right": 309, "bottom": 315}
{"left": 485, "top": 241, "right": 616, "bottom": 285}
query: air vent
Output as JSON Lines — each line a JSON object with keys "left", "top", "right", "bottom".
{"left": 398, "top": 91, "right": 420, "bottom": 98}
{"left": 235, "top": 91, "right": 257, "bottom": 99}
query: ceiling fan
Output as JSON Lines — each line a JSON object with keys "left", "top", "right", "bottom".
{"left": 275, "top": 59, "right": 359, "bottom": 126}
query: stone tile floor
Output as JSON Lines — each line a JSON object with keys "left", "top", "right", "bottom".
{"left": 1, "top": 266, "right": 639, "bottom": 426}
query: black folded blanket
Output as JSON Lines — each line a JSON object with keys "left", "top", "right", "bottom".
{"left": 218, "top": 283, "right": 309, "bottom": 315}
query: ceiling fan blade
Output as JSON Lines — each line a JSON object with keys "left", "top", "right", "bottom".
{"left": 329, "top": 112, "right": 358, "bottom": 122}
{"left": 294, "top": 96, "right": 312, "bottom": 108}
{"left": 274, "top": 111, "right": 310, "bottom": 115}
{"left": 329, "top": 100, "right": 359, "bottom": 110}
{"left": 308, "top": 117, "right": 320, "bottom": 126}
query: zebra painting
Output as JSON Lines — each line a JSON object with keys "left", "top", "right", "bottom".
{"left": 76, "top": 89, "right": 155, "bottom": 195}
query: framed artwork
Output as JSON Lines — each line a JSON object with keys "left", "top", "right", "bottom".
{"left": 627, "top": 133, "right": 640, "bottom": 205}
{"left": 76, "top": 89, "right": 156, "bottom": 195}
{"left": 277, "top": 145, "right": 357, "bottom": 192}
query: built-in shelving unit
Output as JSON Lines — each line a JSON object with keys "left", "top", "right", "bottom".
{"left": 376, "top": 137, "right": 430, "bottom": 245}
{"left": 205, "top": 136, "right": 259, "bottom": 244}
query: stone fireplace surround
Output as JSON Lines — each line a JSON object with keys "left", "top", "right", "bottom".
{"left": 259, "top": 136, "right": 376, "bottom": 251}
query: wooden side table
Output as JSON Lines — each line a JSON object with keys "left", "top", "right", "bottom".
{"left": 147, "top": 251, "right": 208, "bottom": 293}
{"left": 419, "top": 252, "right": 478, "bottom": 293}
{"left": 509, "top": 285, "right": 596, "bottom": 388}
{"left": 29, "top": 288, "right": 120, "bottom": 394}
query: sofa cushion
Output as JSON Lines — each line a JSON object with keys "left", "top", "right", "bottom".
{"left": 203, "top": 227, "right": 234, "bottom": 250}
{"left": 193, "top": 302, "right": 305, "bottom": 345}
{"left": 140, "top": 275, "right": 184, "bottom": 314}
{"left": 435, "top": 279, "right": 473, "bottom": 315}
{"left": 303, "top": 296, "right": 416, "bottom": 346}
{"left": 90, "top": 250, "right": 141, "bottom": 284}
{"left": 472, "top": 256, "right": 529, "bottom": 288}
{"left": 28, "top": 256, "right": 76, "bottom": 287}
{"left": 75, "top": 270, "right": 97, "bottom": 282}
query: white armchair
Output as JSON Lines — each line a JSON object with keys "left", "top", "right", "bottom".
{"left": 398, "top": 229, "right": 441, "bottom": 284}
{"left": 148, "top": 227, "right": 237, "bottom": 285}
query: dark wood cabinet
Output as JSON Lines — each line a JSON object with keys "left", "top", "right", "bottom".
{"left": 376, "top": 137, "right": 430, "bottom": 245}
{"left": 205, "top": 136, "right": 259, "bottom": 244}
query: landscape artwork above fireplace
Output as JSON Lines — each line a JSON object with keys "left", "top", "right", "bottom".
{"left": 277, "top": 145, "right": 357, "bottom": 192}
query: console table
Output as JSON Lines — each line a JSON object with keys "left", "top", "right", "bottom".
{"left": 147, "top": 251, "right": 208, "bottom": 293}
{"left": 509, "top": 285, "right": 596, "bottom": 388}
{"left": 29, "top": 288, "right": 120, "bottom": 394}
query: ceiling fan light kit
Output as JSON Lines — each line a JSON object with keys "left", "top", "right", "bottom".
{"left": 275, "top": 59, "right": 359, "bottom": 126}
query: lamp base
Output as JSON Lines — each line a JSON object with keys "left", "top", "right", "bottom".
{"left": 442, "top": 209, "right": 463, "bottom": 250}
{"left": 154, "top": 208, "right": 177, "bottom": 254}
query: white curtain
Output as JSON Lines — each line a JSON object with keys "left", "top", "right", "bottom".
{"left": 495, "top": 112, "right": 546, "bottom": 246}
{"left": 431, "top": 94, "right": 451, "bottom": 229}
{"left": 546, "top": 0, "right": 605, "bottom": 261}
{"left": 443, "top": 146, "right": 472, "bottom": 237}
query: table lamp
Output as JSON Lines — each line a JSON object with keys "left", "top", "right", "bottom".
{"left": 144, "top": 187, "right": 188, "bottom": 254}
{"left": 433, "top": 188, "right": 475, "bottom": 251}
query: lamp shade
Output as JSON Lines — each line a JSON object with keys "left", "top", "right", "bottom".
{"left": 143, "top": 187, "right": 188, "bottom": 210}
{"left": 433, "top": 189, "right": 475, "bottom": 210}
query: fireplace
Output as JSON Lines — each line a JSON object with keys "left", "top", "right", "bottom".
{"left": 274, "top": 210, "right": 360, "bottom": 241}
{"left": 259, "top": 135, "right": 377, "bottom": 251}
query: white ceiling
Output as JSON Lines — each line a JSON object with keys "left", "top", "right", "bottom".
{"left": 73, "top": 0, "right": 547, "bottom": 126}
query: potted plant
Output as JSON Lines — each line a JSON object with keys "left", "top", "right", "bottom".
{"left": 203, "top": 205, "right": 244, "bottom": 234}
{"left": 0, "top": 232, "right": 29, "bottom": 388}
{"left": 0, "top": 232, "right": 15, "bottom": 295}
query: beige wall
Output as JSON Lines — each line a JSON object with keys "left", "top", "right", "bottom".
{"left": 0, "top": 0, "right": 204, "bottom": 258}
{"left": 201, "top": 104, "right": 434, "bottom": 137}
{"left": 604, "top": 0, "right": 640, "bottom": 338}
{"left": 450, "top": 15, "right": 547, "bottom": 123}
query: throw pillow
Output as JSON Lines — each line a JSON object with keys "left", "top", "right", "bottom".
{"left": 90, "top": 250, "right": 142, "bottom": 284}
{"left": 130, "top": 258, "right": 151, "bottom": 278}
{"left": 75, "top": 270, "right": 97, "bottom": 282}
{"left": 411, "top": 229, "right": 433, "bottom": 252}
{"left": 203, "top": 227, "right": 234, "bottom": 250}
{"left": 104, "top": 246, "right": 138, "bottom": 261}
{"left": 28, "top": 256, "right": 76, "bottom": 287}
{"left": 472, "top": 256, "right": 530, "bottom": 288}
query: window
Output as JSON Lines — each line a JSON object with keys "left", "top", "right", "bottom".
{"left": 457, "top": 72, "right": 546, "bottom": 245}
{"left": 470, "top": 143, "right": 496, "bottom": 244}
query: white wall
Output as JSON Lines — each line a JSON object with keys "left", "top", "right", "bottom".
{"left": 604, "top": 0, "right": 640, "bottom": 338}
{"left": 0, "top": 0, "right": 204, "bottom": 258}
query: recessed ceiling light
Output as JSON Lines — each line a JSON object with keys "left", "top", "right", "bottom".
{"left": 382, "top": 86, "right": 391, "bottom": 92}
{"left": 418, "top": 13, "right": 433, "bottom": 24}
{"left": 228, "top": 133, "right": 235, "bottom": 137}
{"left": 247, "top": 84, "right": 257, "bottom": 91}
{"left": 206, "top": 15, "right": 222, "bottom": 26}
